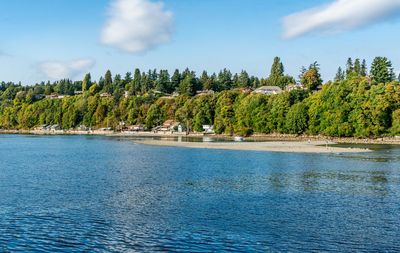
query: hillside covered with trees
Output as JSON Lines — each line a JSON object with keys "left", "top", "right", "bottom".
{"left": 1, "top": 56, "right": 400, "bottom": 137}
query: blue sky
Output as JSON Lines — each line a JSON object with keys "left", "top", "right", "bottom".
{"left": 1, "top": 0, "right": 400, "bottom": 85}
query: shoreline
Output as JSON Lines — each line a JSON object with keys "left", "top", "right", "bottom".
{"left": 133, "top": 139, "right": 370, "bottom": 153}
{"left": 1, "top": 129, "right": 400, "bottom": 145}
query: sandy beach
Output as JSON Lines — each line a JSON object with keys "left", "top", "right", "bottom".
{"left": 134, "top": 139, "right": 370, "bottom": 153}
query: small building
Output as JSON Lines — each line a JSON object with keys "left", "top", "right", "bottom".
{"left": 78, "top": 125, "right": 88, "bottom": 131}
{"left": 100, "top": 93, "right": 112, "bottom": 98}
{"left": 203, "top": 125, "right": 214, "bottom": 134}
{"left": 45, "top": 94, "right": 70, "bottom": 99}
{"left": 74, "top": 90, "right": 83, "bottom": 95}
{"left": 160, "top": 120, "right": 180, "bottom": 132}
{"left": 286, "top": 84, "right": 306, "bottom": 92}
{"left": 172, "top": 92, "right": 180, "bottom": 97}
{"left": 50, "top": 124, "right": 61, "bottom": 131}
{"left": 35, "top": 124, "right": 49, "bottom": 131}
{"left": 253, "top": 86, "right": 282, "bottom": 95}
{"left": 127, "top": 124, "right": 145, "bottom": 131}
{"left": 196, "top": 90, "right": 215, "bottom": 96}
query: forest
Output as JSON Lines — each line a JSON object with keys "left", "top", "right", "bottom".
{"left": 1, "top": 56, "right": 400, "bottom": 137}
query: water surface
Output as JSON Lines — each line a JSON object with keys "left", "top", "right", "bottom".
{"left": 0, "top": 134, "right": 399, "bottom": 252}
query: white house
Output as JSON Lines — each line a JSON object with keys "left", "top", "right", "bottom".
{"left": 286, "top": 84, "right": 306, "bottom": 92}
{"left": 203, "top": 125, "right": 214, "bottom": 134}
{"left": 253, "top": 86, "right": 282, "bottom": 95}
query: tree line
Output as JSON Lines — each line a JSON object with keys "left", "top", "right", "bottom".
{"left": 1, "top": 56, "right": 400, "bottom": 137}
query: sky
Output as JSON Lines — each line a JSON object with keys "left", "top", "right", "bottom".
{"left": 1, "top": 0, "right": 400, "bottom": 85}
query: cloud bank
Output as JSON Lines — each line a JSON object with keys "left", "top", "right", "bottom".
{"left": 101, "top": 0, "right": 174, "bottom": 53}
{"left": 39, "top": 58, "right": 95, "bottom": 80}
{"left": 282, "top": 0, "right": 400, "bottom": 39}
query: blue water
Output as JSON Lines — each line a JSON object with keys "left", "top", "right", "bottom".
{"left": 1, "top": 134, "right": 400, "bottom": 252}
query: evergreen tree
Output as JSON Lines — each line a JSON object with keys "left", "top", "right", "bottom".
{"left": 301, "top": 63, "right": 323, "bottom": 90}
{"left": 268, "top": 56, "right": 284, "bottom": 86}
{"left": 82, "top": 73, "right": 91, "bottom": 92}
{"left": 200, "top": 71, "right": 209, "bottom": 90}
{"left": 354, "top": 59, "right": 361, "bottom": 75}
{"left": 217, "top": 69, "right": 233, "bottom": 91}
{"left": 238, "top": 70, "right": 250, "bottom": 88}
{"left": 178, "top": 72, "right": 197, "bottom": 96}
{"left": 232, "top": 73, "right": 240, "bottom": 88}
{"left": 171, "top": 69, "right": 181, "bottom": 92}
{"left": 156, "top": 70, "right": 171, "bottom": 93}
{"left": 346, "top": 57, "right": 353, "bottom": 76}
{"left": 335, "top": 67, "right": 345, "bottom": 81}
{"left": 104, "top": 70, "right": 112, "bottom": 88}
{"left": 370, "top": 57, "right": 395, "bottom": 84}
{"left": 361, "top": 59, "right": 367, "bottom": 77}
{"left": 131, "top": 68, "right": 141, "bottom": 94}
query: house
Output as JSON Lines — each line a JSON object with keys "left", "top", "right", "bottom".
{"left": 50, "top": 124, "right": 61, "bottom": 131}
{"left": 78, "top": 125, "right": 88, "bottom": 131}
{"left": 160, "top": 120, "right": 180, "bottom": 132}
{"left": 74, "top": 90, "right": 83, "bottom": 95}
{"left": 100, "top": 93, "right": 112, "bottom": 98}
{"left": 35, "top": 124, "right": 49, "bottom": 131}
{"left": 203, "top": 125, "right": 214, "bottom": 134}
{"left": 45, "top": 94, "right": 70, "bottom": 99}
{"left": 196, "top": 90, "right": 215, "bottom": 96}
{"left": 127, "top": 124, "right": 145, "bottom": 131}
{"left": 172, "top": 92, "right": 180, "bottom": 97}
{"left": 253, "top": 86, "right": 282, "bottom": 95}
{"left": 286, "top": 84, "right": 306, "bottom": 92}
{"left": 98, "top": 127, "right": 112, "bottom": 131}
{"left": 45, "top": 94, "right": 58, "bottom": 99}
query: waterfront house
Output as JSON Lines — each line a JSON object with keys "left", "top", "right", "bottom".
{"left": 98, "top": 127, "right": 112, "bottom": 131}
{"left": 253, "top": 86, "right": 282, "bottom": 95}
{"left": 202, "top": 125, "right": 214, "bottom": 134}
{"left": 35, "top": 124, "right": 49, "bottom": 131}
{"left": 50, "top": 124, "right": 61, "bottom": 131}
{"left": 127, "top": 124, "right": 145, "bottom": 131}
{"left": 78, "top": 125, "right": 88, "bottom": 131}
{"left": 160, "top": 120, "right": 180, "bottom": 132}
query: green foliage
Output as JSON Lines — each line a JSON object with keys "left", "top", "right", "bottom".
{"left": 82, "top": 73, "right": 92, "bottom": 92}
{"left": 301, "top": 68, "right": 322, "bottom": 90}
{"left": 370, "top": 57, "right": 395, "bottom": 84}
{"left": 286, "top": 102, "right": 308, "bottom": 134}
{"left": 1, "top": 59, "right": 400, "bottom": 138}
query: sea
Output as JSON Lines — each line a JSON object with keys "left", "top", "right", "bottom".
{"left": 0, "top": 134, "right": 399, "bottom": 252}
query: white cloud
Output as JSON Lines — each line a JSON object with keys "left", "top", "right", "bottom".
{"left": 39, "top": 58, "right": 95, "bottom": 80}
{"left": 101, "top": 0, "right": 174, "bottom": 53}
{"left": 282, "top": 0, "right": 400, "bottom": 39}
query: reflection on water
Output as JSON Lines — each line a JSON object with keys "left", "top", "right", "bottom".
{"left": 0, "top": 134, "right": 400, "bottom": 251}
